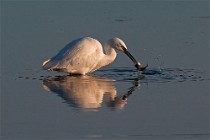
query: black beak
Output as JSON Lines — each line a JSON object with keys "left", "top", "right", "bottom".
{"left": 122, "top": 46, "right": 148, "bottom": 71}
{"left": 122, "top": 46, "right": 138, "bottom": 64}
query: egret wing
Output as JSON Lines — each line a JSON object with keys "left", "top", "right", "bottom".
{"left": 44, "top": 37, "right": 104, "bottom": 74}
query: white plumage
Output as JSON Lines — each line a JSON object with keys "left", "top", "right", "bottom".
{"left": 43, "top": 37, "right": 140, "bottom": 75}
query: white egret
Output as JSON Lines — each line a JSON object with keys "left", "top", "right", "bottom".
{"left": 43, "top": 37, "right": 144, "bottom": 75}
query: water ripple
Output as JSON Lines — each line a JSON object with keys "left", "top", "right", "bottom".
{"left": 91, "top": 67, "right": 207, "bottom": 83}
{"left": 16, "top": 67, "right": 208, "bottom": 84}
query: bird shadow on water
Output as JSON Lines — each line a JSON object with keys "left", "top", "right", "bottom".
{"left": 41, "top": 67, "right": 207, "bottom": 111}
{"left": 42, "top": 74, "right": 140, "bottom": 111}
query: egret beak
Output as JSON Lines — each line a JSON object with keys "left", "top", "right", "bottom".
{"left": 122, "top": 46, "right": 138, "bottom": 64}
{"left": 122, "top": 46, "right": 148, "bottom": 71}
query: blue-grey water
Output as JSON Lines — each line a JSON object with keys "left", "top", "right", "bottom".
{"left": 1, "top": 1, "right": 209, "bottom": 140}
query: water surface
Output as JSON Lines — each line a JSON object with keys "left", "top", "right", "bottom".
{"left": 1, "top": 1, "right": 209, "bottom": 140}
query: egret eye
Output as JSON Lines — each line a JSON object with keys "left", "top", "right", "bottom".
{"left": 121, "top": 45, "right": 127, "bottom": 51}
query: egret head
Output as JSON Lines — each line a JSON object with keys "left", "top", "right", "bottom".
{"left": 108, "top": 37, "right": 139, "bottom": 66}
{"left": 108, "top": 37, "right": 127, "bottom": 51}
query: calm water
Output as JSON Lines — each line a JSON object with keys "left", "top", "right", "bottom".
{"left": 1, "top": 1, "right": 209, "bottom": 140}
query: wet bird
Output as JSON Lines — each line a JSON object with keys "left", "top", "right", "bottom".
{"left": 43, "top": 37, "right": 143, "bottom": 75}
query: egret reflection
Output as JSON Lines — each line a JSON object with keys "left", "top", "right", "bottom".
{"left": 43, "top": 75, "right": 140, "bottom": 110}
